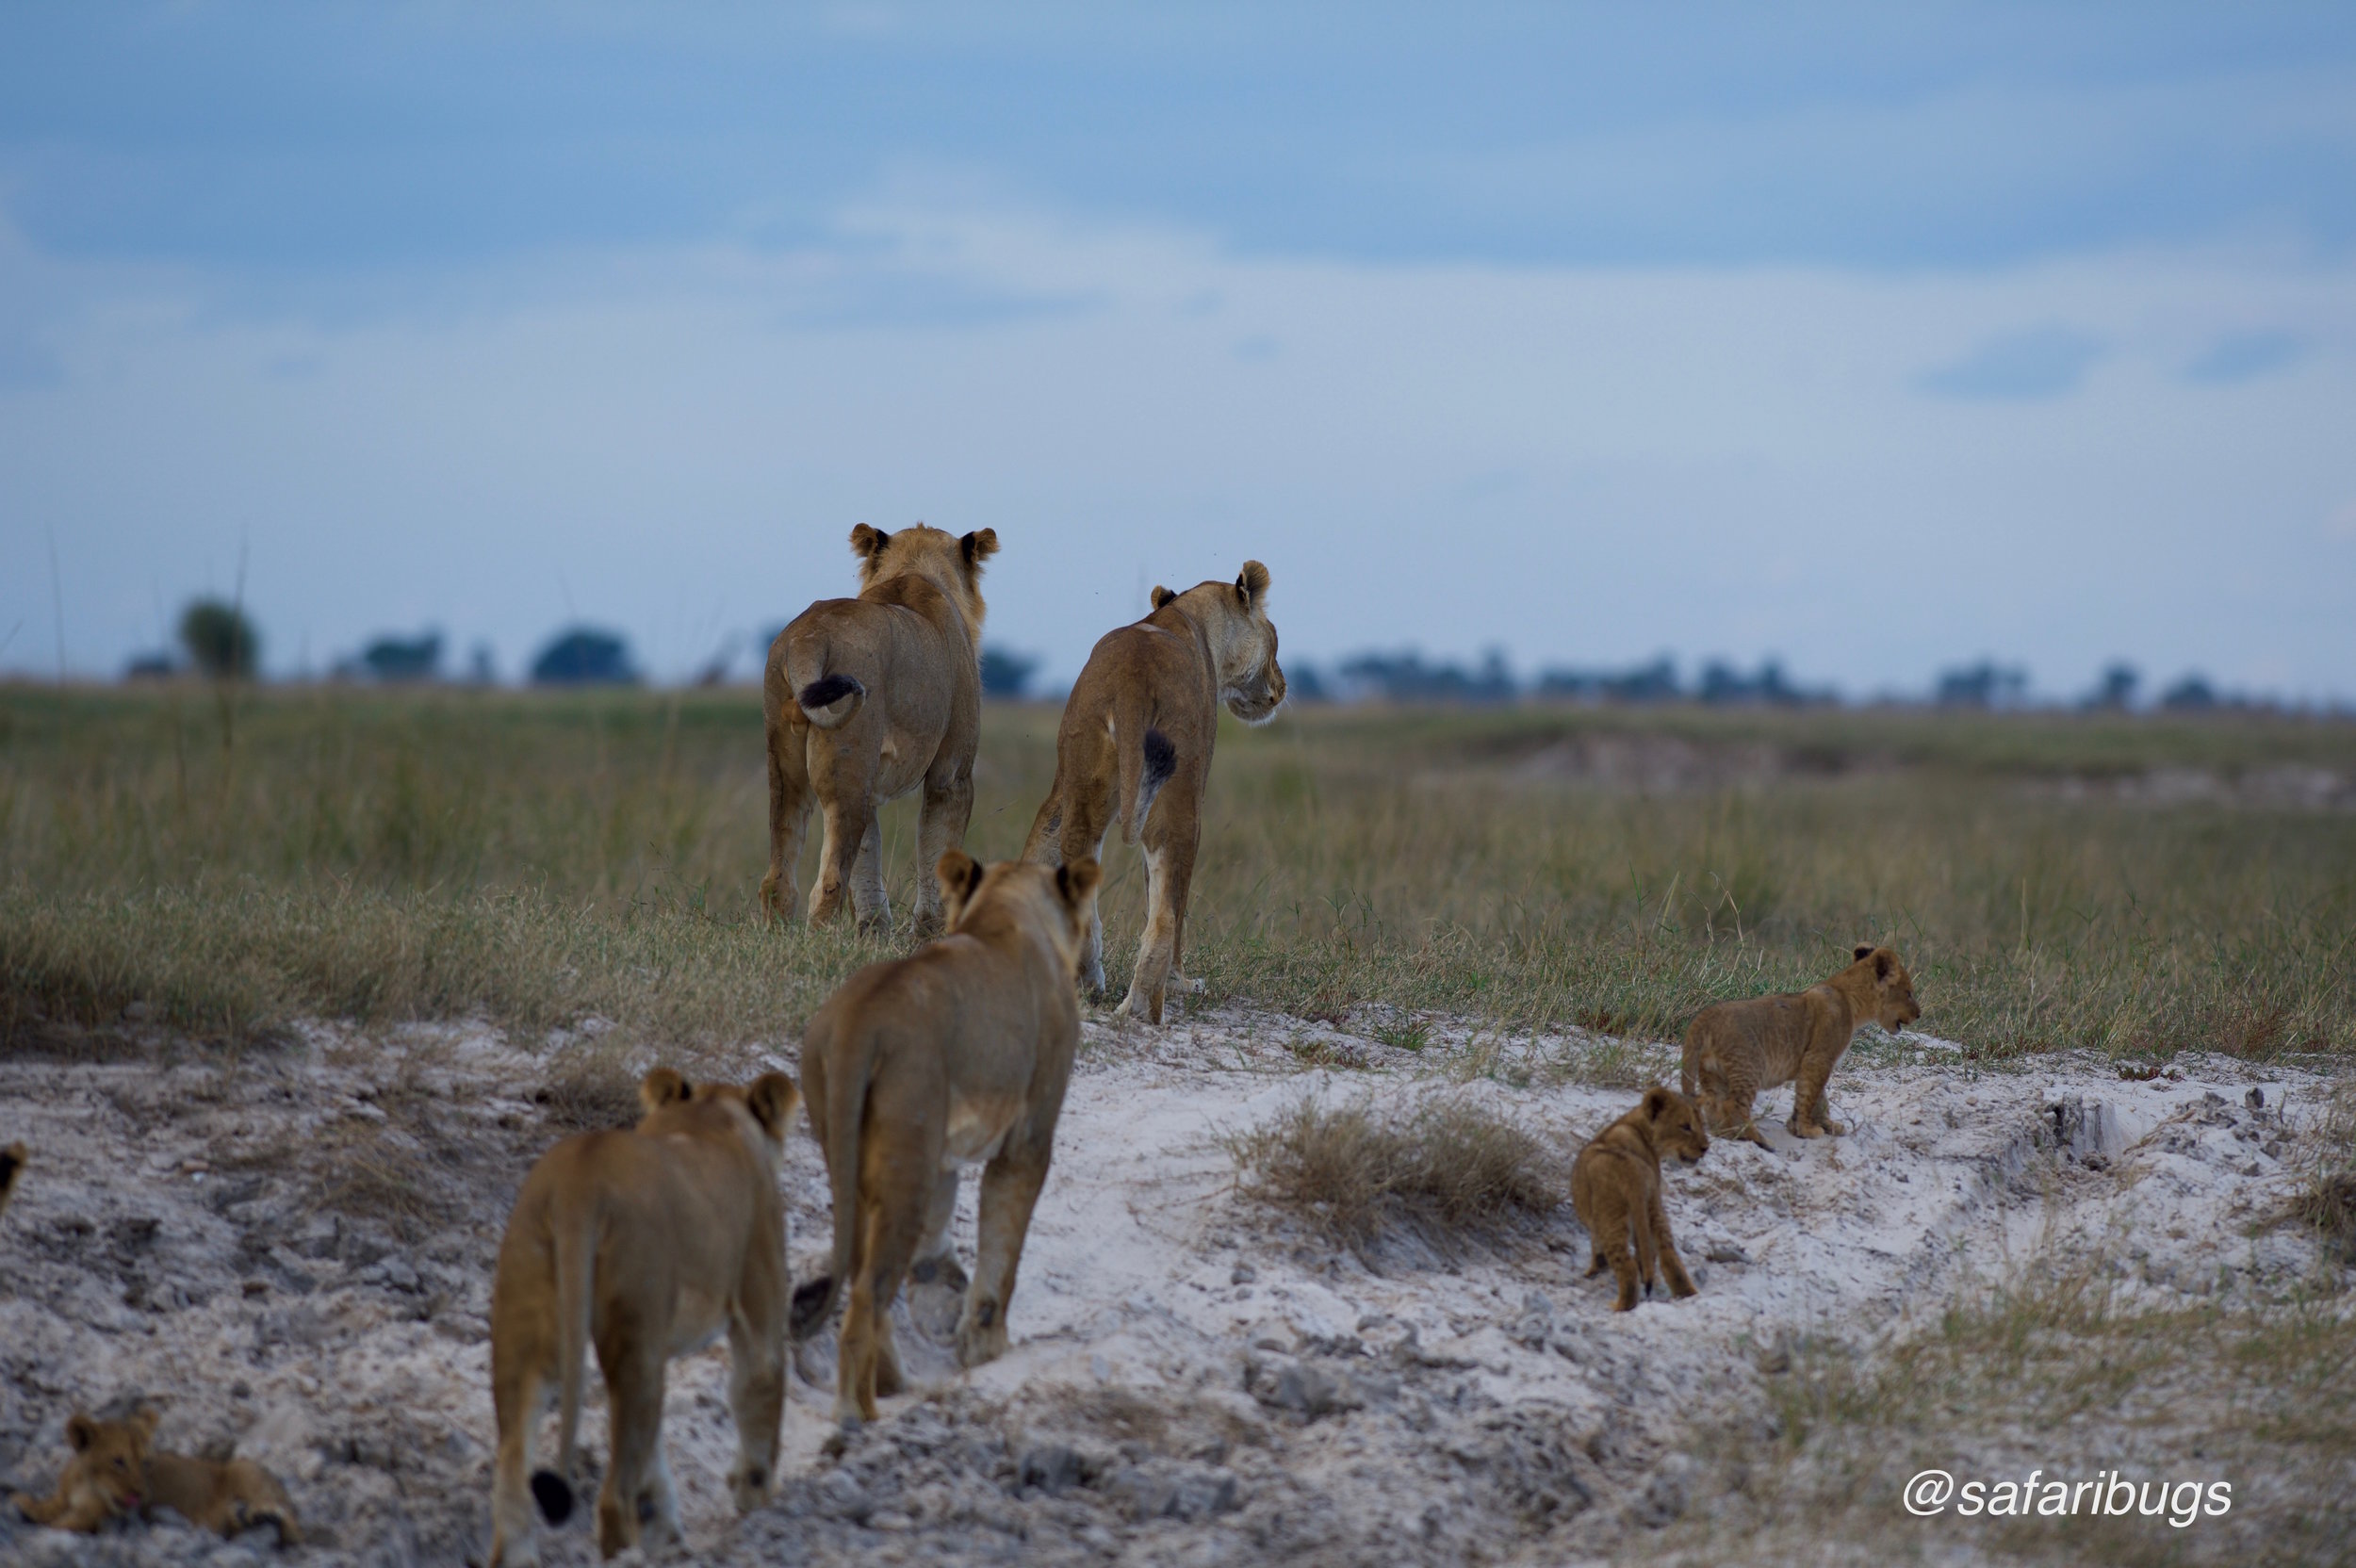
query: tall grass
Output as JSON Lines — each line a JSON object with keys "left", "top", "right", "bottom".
{"left": 3, "top": 684, "right": 2351, "bottom": 1060}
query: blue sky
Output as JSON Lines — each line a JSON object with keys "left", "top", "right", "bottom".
{"left": 3, "top": 3, "right": 2353, "bottom": 696}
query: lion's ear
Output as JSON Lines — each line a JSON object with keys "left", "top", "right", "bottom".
{"left": 67, "top": 1413, "right": 98, "bottom": 1452}
{"left": 1056, "top": 858, "right": 1104, "bottom": 911}
{"left": 744, "top": 1073, "right": 801, "bottom": 1142}
{"left": 1150, "top": 585, "right": 1176, "bottom": 611}
{"left": 1873, "top": 951, "right": 1894, "bottom": 981}
{"left": 936, "top": 850, "right": 986, "bottom": 927}
{"left": 1236, "top": 561, "right": 1270, "bottom": 607}
{"left": 639, "top": 1068, "right": 692, "bottom": 1114}
{"left": 1643, "top": 1086, "right": 1673, "bottom": 1121}
{"left": 849, "top": 524, "right": 891, "bottom": 562}
{"left": 960, "top": 529, "right": 999, "bottom": 569}
{"left": 1853, "top": 943, "right": 1875, "bottom": 963}
{"left": 132, "top": 1408, "right": 159, "bottom": 1441}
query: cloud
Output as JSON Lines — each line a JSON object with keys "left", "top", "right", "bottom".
{"left": 1918, "top": 325, "right": 2105, "bottom": 400}
{"left": 2184, "top": 329, "right": 2305, "bottom": 384}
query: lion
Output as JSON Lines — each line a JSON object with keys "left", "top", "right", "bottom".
{"left": 486, "top": 1067, "right": 800, "bottom": 1566}
{"left": 761, "top": 522, "right": 999, "bottom": 937}
{"left": 1679, "top": 944, "right": 1922, "bottom": 1144}
{"left": 1572, "top": 1086, "right": 1710, "bottom": 1313}
{"left": 794, "top": 850, "right": 1103, "bottom": 1427}
{"left": 13, "top": 1409, "right": 299, "bottom": 1544}
{"left": 0, "top": 1141, "right": 24, "bottom": 1219}
{"left": 1021, "top": 561, "right": 1284, "bottom": 1021}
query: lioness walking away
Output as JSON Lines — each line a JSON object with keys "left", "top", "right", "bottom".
{"left": 1680, "top": 944, "right": 1923, "bottom": 1143}
{"left": 762, "top": 523, "right": 998, "bottom": 936}
{"left": 795, "top": 851, "right": 1103, "bottom": 1426}
{"left": 486, "top": 1069, "right": 800, "bottom": 1566}
{"left": 1572, "top": 1086, "right": 1710, "bottom": 1313}
{"left": 1023, "top": 562, "right": 1284, "bottom": 1021}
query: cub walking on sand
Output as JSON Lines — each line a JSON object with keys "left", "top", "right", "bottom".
{"left": 794, "top": 851, "right": 1103, "bottom": 1427}
{"left": 1572, "top": 1086, "right": 1711, "bottom": 1312}
{"left": 1680, "top": 944, "right": 1923, "bottom": 1144}
{"left": 13, "top": 1409, "right": 300, "bottom": 1544}
{"left": 761, "top": 522, "right": 999, "bottom": 936}
{"left": 1022, "top": 561, "right": 1285, "bottom": 1022}
{"left": 486, "top": 1068, "right": 800, "bottom": 1567}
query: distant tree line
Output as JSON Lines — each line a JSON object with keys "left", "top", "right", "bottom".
{"left": 108, "top": 598, "right": 2295, "bottom": 713}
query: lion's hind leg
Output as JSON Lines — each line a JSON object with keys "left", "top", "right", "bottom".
{"left": 1649, "top": 1186, "right": 1697, "bottom": 1299}
{"left": 592, "top": 1344, "right": 669, "bottom": 1558}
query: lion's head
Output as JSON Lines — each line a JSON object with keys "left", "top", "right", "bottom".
{"left": 849, "top": 523, "right": 999, "bottom": 641}
{"left": 1849, "top": 944, "right": 1922, "bottom": 1034}
{"left": 1151, "top": 561, "right": 1285, "bottom": 725}
{"left": 64, "top": 1410, "right": 155, "bottom": 1514}
{"left": 1642, "top": 1086, "right": 1711, "bottom": 1166}
{"left": 634, "top": 1068, "right": 801, "bottom": 1164}
{"left": 935, "top": 851, "right": 1104, "bottom": 975}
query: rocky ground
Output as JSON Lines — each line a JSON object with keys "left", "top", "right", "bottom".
{"left": 0, "top": 1009, "right": 2342, "bottom": 1566}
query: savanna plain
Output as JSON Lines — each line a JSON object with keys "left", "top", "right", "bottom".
{"left": 2, "top": 685, "right": 2352, "bottom": 1566}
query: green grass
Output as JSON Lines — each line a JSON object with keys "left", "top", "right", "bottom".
{"left": 3, "top": 683, "right": 2352, "bottom": 1061}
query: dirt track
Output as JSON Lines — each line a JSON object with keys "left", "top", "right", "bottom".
{"left": 0, "top": 1011, "right": 2333, "bottom": 1565}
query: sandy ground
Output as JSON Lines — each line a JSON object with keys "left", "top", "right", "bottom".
{"left": 0, "top": 1008, "right": 2338, "bottom": 1566}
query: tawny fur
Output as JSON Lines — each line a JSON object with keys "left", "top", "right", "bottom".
{"left": 1679, "top": 944, "right": 1923, "bottom": 1143}
{"left": 1571, "top": 1087, "right": 1710, "bottom": 1313}
{"left": 13, "top": 1411, "right": 298, "bottom": 1544}
{"left": 761, "top": 523, "right": 998, "bottom": 937}
{"left": 1022, "top": 561, "right": 1284, "bottom": 1021}
{"left": 795, "top": 852, "right": 1103, "bottom": 1427}
{"left": 486, "top": 1069, "right": 800, "bottom": 1566}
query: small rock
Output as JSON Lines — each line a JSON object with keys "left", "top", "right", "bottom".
{"left": 816, "top": 1468, "right": 872, "bottom": 1522}
{"left": 1230, "top": 1264, "right": 1257, "bottom": 1285}
{"left": 2245, "top": 1086, "right": 2266, "bottom": 1110}
{"left": 1020, "top": 1444, "right": 1084, "bottom": 1494}
{"left": 1704, "top": 1239, "right": 1749, "bottom": 1265}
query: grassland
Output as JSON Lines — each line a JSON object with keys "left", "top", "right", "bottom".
{"left": 3, "top": 682, "right": 2352, "bottom": 1065}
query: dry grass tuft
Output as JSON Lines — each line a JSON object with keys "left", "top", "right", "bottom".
{"left": 305, "top": 1123, "right": 457, "bottom": 1240}
{"left": 2291, "top": 1079, "right": 2356, "bottom": 1264}
{"left": 1222, "top": 1090, "right": 1568, "bottom": 1252}
{"left": 536, "top": 1049, "right": 646, "bottom": 1131}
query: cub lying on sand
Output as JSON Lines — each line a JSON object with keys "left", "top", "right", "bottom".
{"left": 761, "top": 522, "right": 999, "bottom": 936}
{"left": 1680, "top": 944, "right": 1922, "bottom": 1143}
{"left": 1022, "top": 561, "right": 1284, "bottom": 1022}
{"left": 795, "top": 851, "right": 1103, "bottom": 1426}
{"left": 487, "top": 1068, "right": 800, "bottom": 1566}
{"left": 1572, "top": 1086, "right": 1710, "bottom": 1313}
{"left": 13, "top": 1409, "right": 299, "bottom": 1544}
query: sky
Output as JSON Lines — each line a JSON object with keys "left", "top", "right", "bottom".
{"left": 2, "top": 3, "right": 2353, "bottom": 699}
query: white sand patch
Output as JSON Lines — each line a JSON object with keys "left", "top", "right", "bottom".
{"left": 0, "top": 1010, "right": 2336, "bottom": 1565}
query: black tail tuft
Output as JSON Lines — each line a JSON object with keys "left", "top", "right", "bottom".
{"left": 530, "top": 1469, "right": 575, "bottom": 1526}
{"left": 1142, "top": 727, "right": 1176, "bottom": 790}
{"left": 789, "top": 1274, "right": 836, "bottom": 1342}
{"left": 799, "top": 674, "right": 863, "bottom": 710}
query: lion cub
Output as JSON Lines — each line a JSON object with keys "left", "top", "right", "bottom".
{"left": 796, "top": 851, "right": 1102, "bottom": 1426}
{"left": 13, "top": 1409, "right": 299, "bottom": 1544}
{"left": 487, "top": 1068, "right": 800, "bottom": 1567}
{"left": 1680, "top": 944, "right": 1922, "bottom": 1143}
{"left": 1572, "top": 1086, "right": 1710, "bottom": 1312}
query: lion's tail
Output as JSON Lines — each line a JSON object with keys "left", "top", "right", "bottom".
{"left": 1113, "top": 698, "right": 1176, "bottom": 846}
{"left": 790, "top": 1014, "right": 872, "bottom": 1345}
{"left": 529, "top": 1212, "right": 597, "bottom": 1527}
{"left": 0, "top": 1142, "right": 25, "bottom": 1218}
{"left": 782, "top": 627, "right": 866, "bottom": 730}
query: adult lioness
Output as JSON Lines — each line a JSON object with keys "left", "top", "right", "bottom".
{"left": 486, "top": 1068, "right": 800, "bottom": 1566}
{"left": 1679, "top": 944, "right": 1922, "bottom": 1144}
{"left": 1571, "top": 1087, "right": 1710, "bottom": 1313}
{"left": 795, "top": 851, "right": 1102, "bottom": 1426}
{"left": 761, "top": 523, "right": 998, "bottom": 937}
{"left": 1022, "top": 562, "right": 1284, "bottom": 1021}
